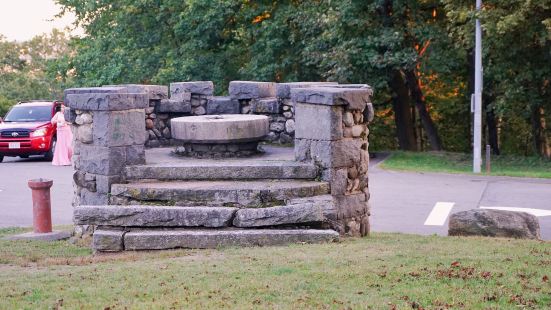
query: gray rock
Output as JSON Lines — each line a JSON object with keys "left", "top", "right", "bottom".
{"left": 93, "top": 229, "right": 124, "bottom": 252}
{"left": 170, "top": 81, "right": 214, "bottom": 97}
{"left": 79, "top": 145, "right": 127, "bottom": 175}
{"left": 92, "top": 110, "right": 146, "bottom": 147}
{"left": 125, "top": 145, "right": 146, "bottom": 165}
{"left": 283, "top": 111, "right": 293, "bottom": 118}
{"left": 291, "top": 87, "right": 371, "bottom": 110}
{"left": 75, "top": 113, "right": 93, "bottom": 125}
{"left": 285, "top": 119, "right": 295, "bottom": 134}
{"left": 233, "top": 202, "right": 337, "bottom": 227}
{"left": 269, "top": 122, "right": 285, "bottom": 132}
{"left": 75, "top": 205, "right": 237, "bottom": 228}
{"left": 80, "top": 188, "right": 109, "bottom": 205}
{"left": 448, "top": 209, "right": 541, "bottom": 239}
{"left": 206, "top": 97, "right": 240, "bottom": 114}
{"left": 343, "top": 112, "right": 354, "bottom": 127}
{"left": 103, "top": 84, "right": 169, "bottom": 100}
{"left": 294, "top": 103, "right": 343, "bottom": 141}
{"left": 276, "top": 82, "right": 339, "bottom": 99}
{"left": 95, "top": 175, "right": 122, "bottom": 194}
{"left": 363, "top": 102, "right": 375, "bottom": 124}
{"left": 66, "top": 93, "right": 148, "bottom": 111}
{"left": 295, "top": 138, "right": 363, "bottom": 168}
{"left": 125, "top": 161, "right": 319, "bottom": 181}
{"left": 77, "top": 124, "right": 93, "bottom": 144}
{"left": 251, "top": 98, "right": 280, "bottom": 114}
{"left": 279, "top": 133, "right": 293, "bottom": 144}
{"left": 229, "top": 81, "right": 276, "bottom": 99}
{"left": 73, "top": 171, "right": 97, "bottom": 192}
{"left": 156, "top": 99, "right": 192, "bottom": 113}
{"left": 192, "top": 106, "right": 206, "bottom": 115}
{"left": 64, "top": 107, "right": 77, "bottom": 123}
{"left": 162, "top": 127, "right": 171, "bottom": 139}
{"left": 110, "top": 180, "right": 329, "bottom": 207}
{"left": 123, "top": 228, "right": 339, "bottom": 250}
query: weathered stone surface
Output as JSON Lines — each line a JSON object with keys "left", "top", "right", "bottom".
{"left": 294, "top": 103, "right": 343, "bottom": 140}
{"left": 295, "top": 138, "right": 362, "bottom": 168}
{"left": 125, "top": 145, "right": 146, "bottom": 165}
{"left": 123, "top": 229, "right": 339, "bottom": 250}
{"left": 233, "top": 201, "right": 337, "bottom": 227}
{"left": 125, "top": 160, "right": 318, "bottom": 180}
{"left": 76, "top": 124, "right": 93, "bottom": 144}
{"left": 269, "top": 122, "right": 285, "bottom": 132}
{"left": 78, "top": 145, "right": 127, "bottom": 175}
{"left": 80, "top": 188, "right": 109, "bottom": 205}
{"left": 95, "top": 175, "right": 122, "bottom": 194}
{"left": 64, "top": 87, "right": 126, "bottom": 102}
{"left": 229, "top": 81, "right": 276, "bottom": 99}
{"left": 321, "top": 168, "right": 348, "bottom": 195}
{"left": 291, "top": 87, "right": 371, "bottom": 110}
{"left": 448, "top": 209, "right": 541, "bottom": 239}
{"left": 191, "top": 106, "right": 206, "bottom": 115}
{"left": 66, "top": 93, "right": 148, "bottom": 111}
{"left": 156, "top": 99, "right": 192, "bottom": 113}
{"left": 206, "top": 96, "right": 240, "bottom": 114}
{"left": 171, "top": 115, "right": 269, "bottom": 143}
{"left": 64, "top": 107, "right": 77, "bottom": 123}
{"left": 170, "top": 81, "right": 214, "bottom": 97}
{"left": 75, "top": 205, "right": 237, "bottom": 228}
{"left": 276, "top": 82, "right": 339, "bottom": 99}
{"left": 73, "top": 171, "right": 97, "bottom": 192}
{"left": 285, "top": 119, "right": 295, "bottom": 134}
{"left": 92, "top": 110, "right": 146, "bottom": 147}
{"left": 110, "top": 180, "right": 330, "bottom": 207}
{"left": 75, "top": 113, "right": 93, "bottom": 125}
{"left": 6, "top": 231, "right": 72, "bottom": 242}
{"left": 363, "top": 102, "right": 375, "bottom": 124}
{"left": 93, "top": 229, "right": 124, "bottom": 251}
{"left": 105, "top": 84, "right": 168, "bottom": 100}
{"left": 333, "top": 193, "right": 369, "bottom": 219}
{"left": 251, "top": 98, "right": 280, "bottom": 114}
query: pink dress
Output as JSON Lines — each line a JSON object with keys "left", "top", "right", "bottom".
{"left": 51, "top": 111, "right": 73, "bottom": 166}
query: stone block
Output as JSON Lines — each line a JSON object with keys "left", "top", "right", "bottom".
{"left": 291, "top": 87, "right": 371, "bottom": 110}
{"left": 125, "top": 145, "right": 146, "bottom": 165}
{"left": 233, "top": 202, "right": 337, "bottom": 227}
{"left": 66, "top": 93, "right": 148, "bottom": 111}
{"left": 448, "top": 209, "right": 541, "bottom": 239}
{"left": 206, "top": 97, "right": 240, "bottom": 114}
{"left": 156, "top": 99, "right": 192, "bottom": 113}
{"left": 321, "top": 168, "right": 348, "bottom": 195}
{"left": 92, "top": 110, "right": 146, "bottom": 147}
{"left": 95, "top": 175, "right": 122, "bottom": 194}
{"left": 276, "top": 82, "right": 339, "bottom": 99}
{"left": 251, "top": 98, "right": 280, "bottom": 114}
{"left": 64, "top": 87, "right": 126, "bottom": 102}
{"left": 294, "top": 103, "right": 343, "bottom": 140}
{"left": 229, "top": 81, "right": 276, "bottom": 99}
{"left": 123, "top": 229, "right": 339, "bottom": 250}
{"left": 75, "top": 113, "right": 92, "bottom": 125}
{"left": 333, "top": 193, "right": 368, "bottom": 219}
{"left": 76, "top": 123, "right": 93, "bottom": 144}
{"left": 103, "top": 84, "right": 168, "bottom": 100}
{"left": 170, "top": 81, "right": 214, "bottom": 97}
{"left": 285, "top": 119, "right": 295, "bottom": 134}
{"left": 93, "top": 229, "right": 125, "bottom": 252}
{"left": 295, "top": 138, "right": 362, "bottom": 168}
{"left": 78, "top": 145, "right": 127, "bottom": 175}
{"left": 74, "top": 205, "right": 237, "bottom": 228}
{"left": 73, "top": 171, "right": 97, "bottom": 192}
{"left": 80, "top": 188, "right": 109, "bottom": 205}
{"left": 64, "top": 107, "right": 77, "bottom": 123}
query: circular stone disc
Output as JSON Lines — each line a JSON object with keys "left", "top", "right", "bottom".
{"left": 171, "top": 114, "right": 269, "bottom": 143}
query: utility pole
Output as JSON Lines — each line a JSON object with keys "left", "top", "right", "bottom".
{"left": 472, "top": 0, "right": 483, "bottom": 173}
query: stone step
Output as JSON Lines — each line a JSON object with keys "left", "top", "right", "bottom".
{"left": 93, "top": 228, "right": 339, "bottom": 251}
{"left": 110, "top": 180, "right": 330, "bottom": 207}
{"left": 124, "top": 160, "right": 319, "bottom": 181}
{"left": 74, "top": 205, "right": 237, "bottom": 228}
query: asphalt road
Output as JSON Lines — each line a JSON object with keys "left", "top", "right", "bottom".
{"left": 1, "top": 154, "right": 550, "bottom": 240}
{"left": 0, "top": 156, "right": 73, "bottom": 227}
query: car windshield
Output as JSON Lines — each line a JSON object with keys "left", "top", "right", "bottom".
{"left": 3, "top": 105, "right": 52, "bottom": 122}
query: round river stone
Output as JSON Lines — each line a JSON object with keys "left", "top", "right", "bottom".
{"left": 171, "top": 114, "right": 269, "bottom": 143}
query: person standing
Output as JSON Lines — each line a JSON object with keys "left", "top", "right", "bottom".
{"left": 50, "top": 105, "right": 73, "bottom": 166}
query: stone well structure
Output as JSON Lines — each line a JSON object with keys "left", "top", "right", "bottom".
{"left": 66, "top": 81, "right": 374, "bottom": 251}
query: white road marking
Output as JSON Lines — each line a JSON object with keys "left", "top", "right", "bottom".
{"left": 480, "top": 206, "right": 551, "bottom": 217}
{"left": 424, "top": 202, "right": 455, "bottom": 226}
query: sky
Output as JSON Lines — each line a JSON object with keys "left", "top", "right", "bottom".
{"left": 0, "top": 0, "right": 82, "bottom": 41}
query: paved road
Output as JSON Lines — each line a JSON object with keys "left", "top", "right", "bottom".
{"left": 1, "top": 154, "right": 550, "bottom": 240}
{"left": 369, "top": 157, "right": 551, "bottom": 240}
{"left": 0, "top": 156, "right": 73, "bottom": 227}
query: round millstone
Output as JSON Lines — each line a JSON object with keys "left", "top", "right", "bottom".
{"left": 171, "top": 114, "right": 269, "bottom": 143}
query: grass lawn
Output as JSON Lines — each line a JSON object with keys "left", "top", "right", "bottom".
{"left": 0, "top": 228, "right": 550, "bottom": 309}
{"left": 379, "top": 151, "right": 551, "bottom": 179}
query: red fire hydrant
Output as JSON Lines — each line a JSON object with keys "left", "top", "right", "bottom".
{"left": 28, "top": 178, "right": 53, "bottom": 233}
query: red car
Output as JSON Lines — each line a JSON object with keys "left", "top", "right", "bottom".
{"left": 0, "top": 100, "right": 62, "bottom": 162}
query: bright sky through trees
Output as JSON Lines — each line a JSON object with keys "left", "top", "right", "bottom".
{"left": 0, "top": 0, "right": 80, "bottom": 41}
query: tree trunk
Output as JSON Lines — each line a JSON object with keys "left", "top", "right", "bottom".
{"left": 390, "top": 70, "right": 417, "bottom": 151}
{"left": 531, "top": 105, "right": 551, "bottom": 159}
{"left": 484, "top": 96, "right": 500, "bottom": 155}
{"left": 404, "top": 69, "right": 443, "bottom": 151}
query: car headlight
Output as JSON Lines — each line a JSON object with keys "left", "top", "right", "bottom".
{"left": 31, "top": 128, "right": 47, "bottom": 137}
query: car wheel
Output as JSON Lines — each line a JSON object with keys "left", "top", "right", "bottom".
{"left": 44, "top": 137, "right": 56, "bottom": 161}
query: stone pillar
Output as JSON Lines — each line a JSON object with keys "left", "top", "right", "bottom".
{"left": 64, "top": 87, "right": 149, "bottom": 206}
{"left": 291, "top": 86, "right": 373, "bottom": 236}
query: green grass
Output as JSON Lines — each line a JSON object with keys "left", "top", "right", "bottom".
{"left": 0, "top": 228, "right": 550, "bottom": 309}
{"left": 380, "top": 151, "right": 551, "bottom": 178}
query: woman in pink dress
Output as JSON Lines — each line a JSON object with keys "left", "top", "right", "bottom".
{"left": 50, "top": 105, "right": 73, "bottom": 166}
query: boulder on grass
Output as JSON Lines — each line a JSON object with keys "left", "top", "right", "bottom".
{"left": 448, "top": 209, "right": 540, "bottom": 239}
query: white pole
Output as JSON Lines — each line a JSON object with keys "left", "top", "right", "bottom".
{"left": 473, "top": 0, "right": 483, "bottom": 173}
